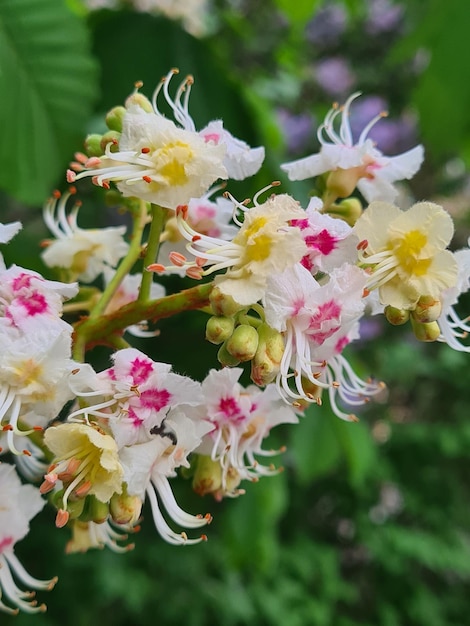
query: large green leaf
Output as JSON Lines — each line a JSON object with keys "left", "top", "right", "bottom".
{"left": 0, "top": 0, "right": 98, "bottom": 205}
{"left": 391, "top": 0, "right": 470, "bottom": 158}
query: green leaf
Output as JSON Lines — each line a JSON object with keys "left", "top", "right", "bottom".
{"left": 0, "top": 0, "right": 98, "bottom": 205}
{"left": 291, "top": 406, "right": 377, "bottom": 486}
{"left": 291, "top": 408, "right": 342, "bottom": 484}
{"left": 391, "top": 0, "right": 470, "bottom": 157}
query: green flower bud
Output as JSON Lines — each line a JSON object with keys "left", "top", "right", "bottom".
{"left": 206, "top": 315, "right": 235, "bottom": 345}
{"left": 410, "top": 317, "right": 441, "bottom": 342}
{"left": 209, "top": 286, "right": 244, "bottom": 317}
{"left": 226, "top": 324, "right": 259, "bottom": 362}
{"left": 411, "top": 295, "right": 442, "bottom": 323}
{"left": 100, "top": 130, "right": 121, "bottom": 153}
{"left": 125, "top": 92, "right": 154, "bottom": 112}
{"left": 217, "top": 341, "right": 240, "bottom": 367}
{"left": 109, "top": 490, "right": 142, "bottom": 526}
{"left": 84, "top": 133, "right": 104, "bottom": 157}
{"left": 105, "top": 106, "right": 126, "bottom": 132}
{"left": 78, "top": 495, "right": 110, "bottom": 524}
{"left": 328, "top": 197, "right": 363, "bottom": 226}
{"left": 326, "top": 166, "right": 364, "bottom": 199}
{"left": 192, "top": 455, "right": 222, "bottom": 497}
{"left": 385, "top": 305, "right": 410, "bottom": 326}
{"left": 251, "top": 323, "right": 285, "bottom": 385}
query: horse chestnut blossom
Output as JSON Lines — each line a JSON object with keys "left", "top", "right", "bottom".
{"left": 152, "top": 190, "right": 308, "bottom": 306}
{"left": 0, "top": 463, "right": 57, "bottom": 614}
{"left": 263, "top": 262, "right": 383, "bottom": 419}
{"left": 60, "top": 349, "right": 212, "bottom": 544}
{"left": 191, "top": 368, "right": 299, "bottom": 498}
{"left": 67, "top": 70, "right": 264, "bottom": 209}
{"left": 354, "top": 201, "right": 458, "bottom": 311}
{"left": 281, "top": 92, "right": 424, "bottom": 203}
{"left": 42, "top": 188, "right": 129, "bottom": 283}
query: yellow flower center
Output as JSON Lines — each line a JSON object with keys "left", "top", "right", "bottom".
{"left": 155, "top": 141, "right": 192, "bottom": 186}
{"left": 392, "top": 230, "right": 431, "bottom": 276}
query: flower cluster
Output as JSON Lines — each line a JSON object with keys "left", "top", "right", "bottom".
{"left": 2, "top": 72, "right": 470, "bottom": 615}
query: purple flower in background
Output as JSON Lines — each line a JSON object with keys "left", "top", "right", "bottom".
{"left": 314, "top": 57, "right": 356, "bottom": 97}
{"left": 349, "top": 95, "right": 419, "bottom": 155}
{"left": 276, "top": 108, "right": 315, "bottom": 155}
{"left": 365, "top": 0, "right": 404, "bottom": 35}
{"left": 305, "top": 4, "right": 347, "bottom": 47}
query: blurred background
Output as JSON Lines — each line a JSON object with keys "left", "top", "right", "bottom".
{"left": 2, "top": 0, "right": 470, "bottom": 624}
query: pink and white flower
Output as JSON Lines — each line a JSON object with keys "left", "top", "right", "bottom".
{"left": 193, "top": 368, "right": 299, "bottom": 495}
{"left": 263, "top": 262, "right": 382, "bottom": 419}
{"left": 281, "top": 93, "right": 424, "bottom": 203}
{"left": 290, "top": 196, "right": 358, "bottom": 273}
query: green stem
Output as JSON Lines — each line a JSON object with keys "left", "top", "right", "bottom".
{"left": 73, "top": 281, "right": 214, "bottom": 352}
{"left": 88, "top": 199, "right": 149, "bottom": 320}
{"left": 139, "top": 204, "right": 167, "bottom": 303}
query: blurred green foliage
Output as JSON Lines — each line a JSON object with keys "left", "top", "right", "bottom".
{"left": 2, "top": 0, "right": 470, "bottom": 624}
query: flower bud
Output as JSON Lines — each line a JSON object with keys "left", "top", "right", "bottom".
{"left": 411, "top": 295, "right": 442, "bottom": 323}
{"left": 225, "top": 324, "right": 259, "bottom": 362}
{"left": 84, "top": 133, "right": 104, "bottom": 157}
{"left": 385, "top": 305, "right": 410, "bottom": 326}
{"left": 206, "top": 315, "right": 235, "bottom": 345}
{"left": 410, "top": 317, "right": 441, "bottom": 342}
{"left": 328, "top": 197, "right": 363, "bottom": 226}
{"left": 100, "top": 130, "right": 121, "bottom": 153}
{"left": 125, "top": 92, "right": 154, "bottom": 112}
{"left": 192, "top": 455, "right": 222, "bottom": 497}
{"left": 109, "top": 491, "right": 142, "bottom": 526}
{"left": 106, "top": 106, "right": 126, "bottom": 132}
{"left": 251, "top": 322, "right": 285, "bottom": 385}
{"left": 79, "top": 495, "right": 110, "bottom": 524}
{"left": 210, "top": 286, "right": 245, "bottom": 317}
{"left": 217, "top": 341, "right": 240, "bottom": 367}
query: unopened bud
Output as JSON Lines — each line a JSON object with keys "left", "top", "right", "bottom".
{"left": 410, "top": 317, "right": 441, "bottom": 342}
{"left": 79, "top": 495, "right": 110, "bottom": 524}
{"left": 209, "top": 286, "right": 244, "bottom": 317}
{"left": 100, "top": 130, "right": 121, "bottom": 153}
{"left": 385, "top": 305, "right": 410, "bottom": 326}
{"left": 217, "top": 341, "right": 240, "bottom": 367}
{"left": 84, "top": 133, "right": 104, "bottom": 157}
{"left": 251, "top": 323, "right": 285, "bottom": 385}
{"left": 206, "top": 315, "right": 235, "bottom": 345}
{"left": 328, "top": 197, "right": 363, "bottom": 226}
{"left": 125, "top": 92, "right": 154, "bottom": 112}
{"left": 110, "top": 491, "right": 142, "bottom": 526}
{"left": 412, "top": 295, "right": 442, "bottom": 323}
{"left": 226, "top": 324, "right": 259, "bottom": 362}
{"left": 192, "top": 455, "right": 222, "bottom": 497}
{"left": 105, "top": 106, "right": 126, "bottom": 132}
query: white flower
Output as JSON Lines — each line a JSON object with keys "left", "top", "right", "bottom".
{"left": 42, "top": 189, "right": 129, "bottom": 282}
{"left": 68, "top": 71, "right": 228, "bottom": 209}
{"left": 354, "top": 201, "right": 458, "bottom": 310}
{"left": 118, "top": 409, "right": 213, "bottom": 545}
{"left": 438, "top": 245, "right": 470, "bottom": 351}
{"left": 194, "top": 368, "right": 299, "bottom": 494}
{"left": 281, "top": 93, "right": 424, "bottom": 203}
{"left": 0, "top": 463, "right": 57, "bottom": 614}
{"left": 152, "top": 190, "right": 308, "bottom": 306}
{"left": 263, "top": 262, "right": 382, "bottom": 419}
{"left": 0, "top": 221, "right": 21, "bottom": 245}
{"left": 0, "top": 327, "right": 77, "bottom": 455}
{"left": 199, "top": 120, "right": 265, "bottom": 180}
{"left": 0, "top": 265, "right": 77, "bottom": 333}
